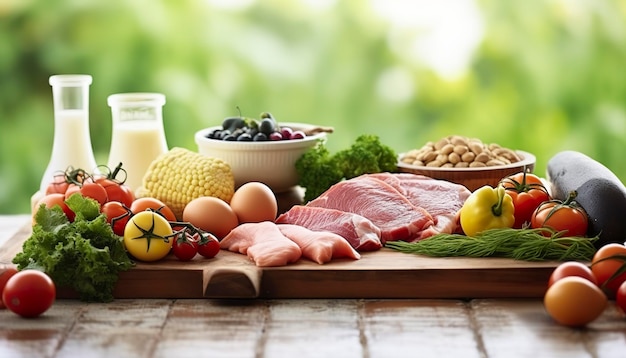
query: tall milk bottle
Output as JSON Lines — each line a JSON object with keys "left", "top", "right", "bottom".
{"left": 33, "top": 75, "right": 98, "bottom": 210}
{"left": 106, "top": 93, "right": 168, "bottom": 193}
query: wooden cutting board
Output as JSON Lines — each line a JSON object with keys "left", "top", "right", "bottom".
{"left": 0, "top": 222, "right": 558, "bottom": 299}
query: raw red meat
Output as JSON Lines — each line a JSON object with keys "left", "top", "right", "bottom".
{"left": 306, "top": 176, "right": 434, "bottom": 242}
{"left": 366, "top": 173, "right": 471, "bottom": 239}
{"left": 277, "top": 224, "right": 361, "bottom": 264}
{"left": 220, "top": 221, "right": 302, "bottom": 267}
{"left": 275, "top": 205, "right": 382, "bottom": 251}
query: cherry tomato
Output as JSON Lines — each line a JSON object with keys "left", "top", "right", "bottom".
{"left": 101, "top": 201, "right": 132, "bottom": 236}
{"left": 130, "top": 197, "right": 177, "bottom": 222}
{"left": 543, "top": 276, "right": 607, "bottom": 327}
{"left": 548, "top": 261, "right": 597, "bottom": 288}
{"left": 96, "top": 178, "right": 135, "bottom": 207}
{"left": 197, "top": 233, "right": 220, "bottom": 259}
{"left": 616, "top": 281, "right": 626, "bottom": 315}
{"left": 530, "top": 191, "right": 588, "bottom": 237}
{"left": 79, "top": 182, "right": 108, "bottom": 206}
{"left": 591, "top": 243, "right": 626, "bottom": 298}
{"left": 0, "top": 267, "right": 18, "bottom": 309}
{"left": 34, "top": 193, "right": 75, "bottom": 222}
{"left": 44, "top": 173, "right": 69, "bottom": 195}
{"left": 172, "top": 232, "right": 199, "bottom": 261}
{"left": 500, "top": 171, "right": 550, "bottom": 229}
{"left": 2, "top": 270, "right": 56, "bottom": 318}
{"left": 124, "top": 211, "right": 174, "bottom": 262}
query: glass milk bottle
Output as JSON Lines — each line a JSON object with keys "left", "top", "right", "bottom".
{"left": 106, "top": 93, "right": 168, "bottom": 193}
{"left": 39, "top": 75, "right": 98, "bottom": 193}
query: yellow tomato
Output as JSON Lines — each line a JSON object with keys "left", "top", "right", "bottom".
{"left": 543, "top": 276, "right": 607, "bottom": 327}
{"left": 124, "top": 211, "right": 173, "bottom": 262}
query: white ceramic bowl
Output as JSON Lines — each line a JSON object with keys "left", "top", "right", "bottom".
{"left": 195, "top": 122, "right": 328, "bottom": 192}
{"left": 397, "top": 150, "right": 536, "bottom": 191}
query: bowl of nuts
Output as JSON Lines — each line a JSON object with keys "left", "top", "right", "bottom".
{"left": 397, "top": 135, "right": 536, "bottom": 191}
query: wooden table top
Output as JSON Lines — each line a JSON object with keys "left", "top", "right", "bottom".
{"left": 1, "top": 214, "right": 625, "bottom": 358}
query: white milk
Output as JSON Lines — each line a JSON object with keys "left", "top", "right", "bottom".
{"left": 39, "top": 109, "right": 98, "bottom": 193}
{"left": 107, "top": 120, "right": 168, "bottom": 192}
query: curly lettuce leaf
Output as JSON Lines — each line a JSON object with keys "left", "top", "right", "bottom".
{"left": 14, "top": 195, "right": 133, "bottom": 302}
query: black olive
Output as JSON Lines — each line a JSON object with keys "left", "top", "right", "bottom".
{"left": 237, "top": 133, "right": 253, "bottom": 141}
{"left": 253, "top": 132, "right": 268, "bottom": 141}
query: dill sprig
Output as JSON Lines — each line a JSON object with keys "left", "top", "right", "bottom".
{"left": 385, "top": 227, "right": 597, "bottom": 261}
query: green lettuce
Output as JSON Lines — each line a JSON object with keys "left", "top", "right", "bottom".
{"left": 13, "top": 195, "right": 133, "bottom": 302}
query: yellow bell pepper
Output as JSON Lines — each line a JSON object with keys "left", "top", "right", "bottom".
{"left": 459, "top": 184, "right": 515, "bottom": 236}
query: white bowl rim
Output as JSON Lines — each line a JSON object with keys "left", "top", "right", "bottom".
{"left": 195, "top": 122, "right": 327, "bottom": 150}
{"left": 397, "top": 150, "right": 536, "bottom": 172}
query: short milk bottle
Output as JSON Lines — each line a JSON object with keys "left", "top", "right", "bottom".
{"left": 106, "top": 93, "right": 168, "bottom": 193}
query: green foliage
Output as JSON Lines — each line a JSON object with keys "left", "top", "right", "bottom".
{"left": 13, "top": 195, "right": 133, "bottom": 302}
{"left": 295, "top": 134, "right": 397, "bottom": 202}
{"left": 2, "top": 0, "right": 626, "bottom": 213}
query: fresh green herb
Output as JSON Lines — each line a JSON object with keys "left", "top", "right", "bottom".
{"left": 296, "top": 134, "right": 397, "bottom": 202}
{"left": 13, "top": 194, "right": 134, "bottom": 302}
{"left": 385, "top": 227, "right": 597, "bottom": 261}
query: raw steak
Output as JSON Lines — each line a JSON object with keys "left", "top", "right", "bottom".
{"left": 366, "top": 173, "right": 470, "bottom": 239}
{"left": 277, "top": 224, "right": 361, "bottom": 264}
{"left": 275, "top": 205, "right": 382, "bottom": 251}
{"left": 306, "top": 176, "right": 434, "bottom": 242}
{"left": 220, "top": 221, "right": 302, "bottom": 267}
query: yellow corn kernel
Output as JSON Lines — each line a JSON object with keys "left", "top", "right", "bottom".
{"left": 137, "top": 147, "right": 235, "bottom": 220}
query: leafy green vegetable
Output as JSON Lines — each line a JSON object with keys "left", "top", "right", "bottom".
{"left": 295, "top": 134, "right": 397, "bottom": 202}
{"left": 385, "top": 227, "right": 597, "bottom": 262}
{"left": 13, "top": 195, "right": 133, "bottom": 302}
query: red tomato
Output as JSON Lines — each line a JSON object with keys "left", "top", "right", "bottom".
{"left": 548, "top": 261, "right": 598, "bottom": 288}
{"left": 34, "top": 193, "right": 75, "bottom": 222}
{"left": 172, "top": 232, "right": 199, "bottom": 261}
{"left": 2, "top": 270, "right": 56, "bottom": 318}
{"left": 530, "top": 191, "right": 588, "bottom": 237}
{"left": 64, "top": 184, "right": 81, "bottom": 200}
{"left": 130, "top": 197, "right": 176, "bottom": 222}
{"left": 79, "top": 182, "right": 108, "bottom": 206}
{"left": 616, "top": 281, "right": 626, "bottom": 315}
{"left": 501, "top": 171, "right": 550, "bottom": 229}
{"left": 197, "top": 233, "right": 220, "bottom": 259}
{"left": 95, "top": 178, "right": 135, "bottom": 207}
{"left": 101, "top": 201, "right": 132, "bottom": 236}
{"left": 44, "top": 173, "right": 69, "bottom": 195}
{"left": 0, "top": 267, "right": 18, "bottom": 309}
{"left": 591, "top": 243, "right": 626, "bottom": 298}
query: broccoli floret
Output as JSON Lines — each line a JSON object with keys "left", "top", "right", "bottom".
{"left": 295, "top": 142, "right": 343, "bottom": 202}
{"left": 295, "top": 134, "right": 397, "bottom": 202}
{"left": 333, "top": 135, "right": 398, "bottom": 179}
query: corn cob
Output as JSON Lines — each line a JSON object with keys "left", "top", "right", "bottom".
{"left": 137, "top": 147, "right": 235, "bottom": 220}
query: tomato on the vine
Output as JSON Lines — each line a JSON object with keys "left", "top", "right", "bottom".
{"left": 500, "top": 171, "right": 550, "bottom": 228}
{"left": 44, "top": 172, "right": 70, "bottom": 195}
{"left": 172, "top": 232, "right": 199, "bottom": 261}
{"left": 95, "top": 163, "right": 135, "bottom": 207}
{"left": 34, "top": 193, "right": 75, "bottom": 222}
{"left": 530, "top": 191, "right": 588, "bottom": 237}
{"left": 2, "top": 270, "right": 56, "bottom": 318}
{"left": 101, "top": 201, "right": 132, "bottom": 236}
{"left": 197, "top": 232, "right": 220, "bottom": 259}
{"left": 124, "top": 211, "right": 174, "bottom": 262}
{"left": 590, "top": 243, "right": 626, "bottom": 298}
{"left": 64, "top": 182, "right": 108, "bottom": 207}
{"left": 130, "top": 197, "right": 177, "bottom": 222}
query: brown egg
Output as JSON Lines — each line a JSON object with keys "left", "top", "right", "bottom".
{"left": 182, "top": 196, "right": 239, "bottom": 239}
{"left": 230, "top": 182, "right": 278, "bottom": 223}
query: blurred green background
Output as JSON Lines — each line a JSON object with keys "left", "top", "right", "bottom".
{"left": 2, "top": 0, "right": 626, "bottom": 214}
